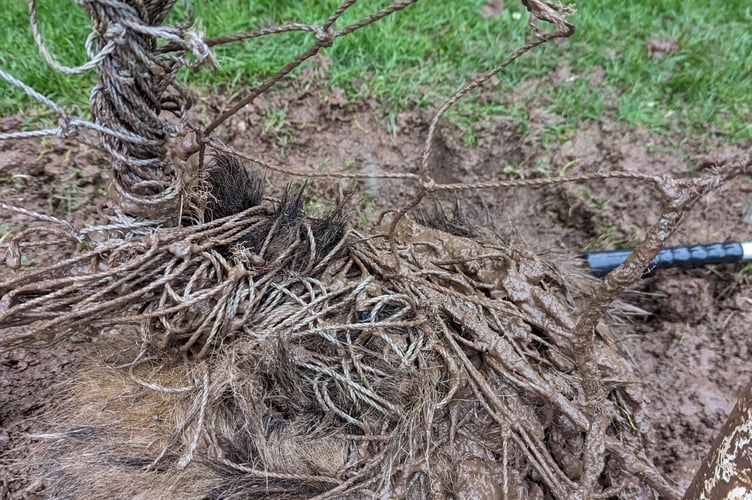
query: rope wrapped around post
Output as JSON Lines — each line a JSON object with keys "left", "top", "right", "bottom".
{"left": 78, "top": 0, "right": 207, "bottom": 220}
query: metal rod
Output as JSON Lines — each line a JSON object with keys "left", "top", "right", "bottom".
{"left": 582, "top": 241, "right": 752, "bottom": 277}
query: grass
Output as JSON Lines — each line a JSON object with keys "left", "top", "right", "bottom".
{"left": 2, "top": 0, "right": 751, "bottom": 142}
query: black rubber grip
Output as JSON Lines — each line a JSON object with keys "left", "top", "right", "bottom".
{"left": 583, "top": 242, "right": 744, "bottom": 277}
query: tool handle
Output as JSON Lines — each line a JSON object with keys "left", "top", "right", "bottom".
{"left": 584, "top": 242, "right": 748, "bottom": 277}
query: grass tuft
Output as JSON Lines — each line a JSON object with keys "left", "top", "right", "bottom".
{"left": 2, "top": 0, "right": 750, "bottom": 141}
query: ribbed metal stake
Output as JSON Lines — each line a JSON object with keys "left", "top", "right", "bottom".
{"left": 684, "top": 382, "right": 752, "bottom": 499}
{"left": 583, "top": 241, "right": 752, "bottom": 277}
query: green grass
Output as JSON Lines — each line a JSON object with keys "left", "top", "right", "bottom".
{"left": 2, "top": 0, "right": 751, "bottom": 141}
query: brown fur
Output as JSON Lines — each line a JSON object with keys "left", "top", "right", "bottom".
{"left": 19, "top": 152, "right": 666, "bottom": 498}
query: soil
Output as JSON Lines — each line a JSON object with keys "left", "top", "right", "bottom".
{"left": 1, "top": 79, "right": 751, "bottom": 497}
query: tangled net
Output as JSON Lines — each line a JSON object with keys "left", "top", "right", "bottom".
{"left": 2, "top": 0, "right": 751, "bottom": 498}
{"left": 14, "top": 151, "right": 675, "bottom": 498}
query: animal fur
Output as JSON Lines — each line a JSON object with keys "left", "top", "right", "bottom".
{"left": 20, "top": 152, "right": 666, "bottom": 499}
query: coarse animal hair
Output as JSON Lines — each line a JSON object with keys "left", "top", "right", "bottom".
{"left": 19, "top": 152, "right": 673, "bottom": 499}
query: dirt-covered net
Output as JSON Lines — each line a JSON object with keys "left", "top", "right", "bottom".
{"left": 1, "top": 0, "right": 751, "bottom": 498}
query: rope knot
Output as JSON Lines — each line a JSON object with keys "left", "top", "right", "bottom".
{"left": 313, "top": 26, "right": 336, "bottom": 46}
{"left": 57, "top": 117, "right": 76, "bottom": 139}
{"left": 421, "top": 177, "right": 436, "bottom": 192}
{"left": 104, "top": 23, "right": 128, "bottom": 45}
{"left": 185, "top": 29, "right": 216, "bottom": 67}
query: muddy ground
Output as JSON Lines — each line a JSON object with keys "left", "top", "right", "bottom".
{"left": 1, "top": 80, "right": 751, "bottom": 497}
